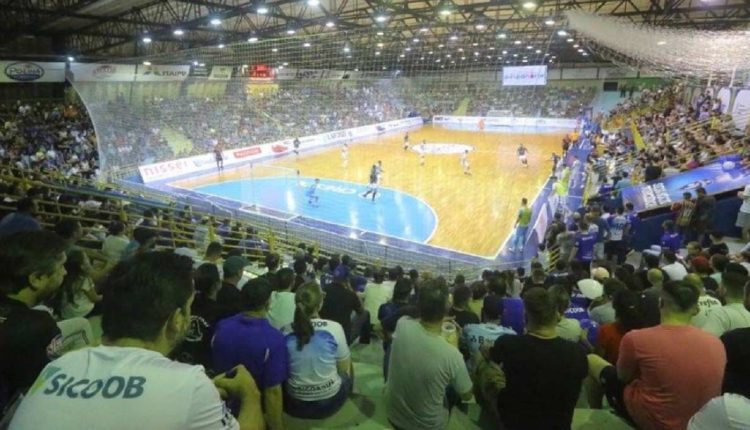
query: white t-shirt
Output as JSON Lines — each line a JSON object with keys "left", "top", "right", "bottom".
{"left": 662, "top": 262, "right": 688, "bottom": 281}
{"left": 702, "top": 303, "right": 750, "bottom": 336}
{"left": 102, "top": 234, "right": 130, "bottom": 263}
{"left": 691, "top": 295, "right": 723, "bottom": 328}
{"left": 284, "top": 318, "right": 350, "bottom": 401}
{"left": 60, "top": 277, "right": 96, "bottom": 319}
{"left": 10, "top": 346, "right": 238, "bottom": 430}
{"left": 267, "top": 291, "right": 296, "bottom": 330}
{"left": 363, "top": 282, "right": 394, "bottom": 324}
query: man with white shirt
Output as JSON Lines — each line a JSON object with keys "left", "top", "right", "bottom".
{"left": 702, "top": 271, "right": 750, "bottom": 336}
{"left": 267, "top": 268, "right": 296, "bottom": 330}
{"left": 685, "top": 274, "right": 722, "bottom": 328}
{"left": 9, "top": 252, "right": 264, "bottom": 430}
{"left": 661, "top": 250, "right": 688, "bottom": 281}
{"left": 363, "top": 270, "right": 394, "bottom": 326}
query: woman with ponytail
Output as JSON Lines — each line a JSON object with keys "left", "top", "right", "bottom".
{"left": 284, "top": 282, "right": 352, "bottom": 419}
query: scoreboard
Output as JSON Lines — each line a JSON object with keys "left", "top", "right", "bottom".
{"left": 249, "top": 64, "right": 274, "bottom": 80}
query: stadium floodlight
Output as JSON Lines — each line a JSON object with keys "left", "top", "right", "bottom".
{"left": 420, "top": 27, "right": 429, "bottom": 32}
{"left": 449, "top": 34, "right": 459, "bottom": 41}
{"left": 522, "top": 59, "right": 528, "bottom": 62}
{"left": 375, "top": 14, "right": 387, "bottom": 22}
{"left": 567, "top": 38, "right": 574, "bottom": 42}
{"left": 513, "top": 53, "right": 518, "bottom": 57}
{"left": 536, "top": 49, "right": 541, "bottom": 53}
{"left": 405, "top": 47, "right": 411, "bottom": 51}
{"left": 497, "top": 33, "right": 507, "bottom": 39}
{"left": 218, "top": 43, "right": 225, "bottom": 48}
{"left": 67, "top": 56, "right": 75, "bottom": 62}
{"left": 283, "top": 62, "right": 289, "bottom": 65}
{"left": 412, "top": 38, "right": 419, "bottom": 43}
{"left": 377, "top": 42, "right": 384, "bottom": 47}
{"left": 173, "top": 29, "right": 184, "bottom": 36}
{"left": 286, "top": 29, "right": 296, "bottom": 34}
{"left": 142, "top": 36, "right": 152, "bottom": 44}
{"left": 438, "top": 44, "right": 445, "bottom": 48}
{"left": 457, "top": 47, "right": 464, "bottom": 51}
{"left": 428, "top": 51, "right": 433, "bottom": 54}
{"left": 278, "top": 65, "right": 284, "bottom": 70}
{"left": 303, "top": 42, "right": 311, "bottom": 47}
{"left": 376, "top": 31, "right": 384, "bottom": 36}
{"left": 192, "top": 61, "right": 199, "bottom": 66}
{"left": 557, "top": 30, "right": 568, "bottom": 36}
{"left": 199, "top": 63, "right": 205, "bottom": 67}
{"left": 248, "top": 36, "right": 259, "bottom": 42}
{"left": 375, "top": 51, "right": 381, "bottom": 55}
{"left": 545, "top": 19, "right": 555, "bottom": 25}
{"left": 577, "top": 48, "right": 584, "bottom": 52}
{"left": 272, "top": 48, "right": 278, "bottom": 52}
{"left": 522, "top": 1, "right": 537, "bottom": 9}
{"left": 142, "top": 61, "right": 151, "bottom": 66}
{"left": 257, "top": 6, "right": 269, "bottom": 14}
{"left": 461, "top": 56, "right": 466, "bottom": 60}
{"left": 210, "top": 18, "right": 222, "bottom": 26}
{"left": 400, "top": 54, "right": 405, "bottom": 57}
{"left": 502, "top": 50, "right": 508, "bottom": 54}
{"left": 582, "top": 52, "right": 589, "bottom": 56}
{"left": 573, "top": 43, "right": 579, "bottom": 48}
{"left": 527, "top": 45, "right": 533, "bottom": 49}
{"left": 475, "top": 23, "right": 486, "bottom": 30}
{"left": 307, "top": 0, "right": 319, "bottom": 6}
{"left": 343, "top": 46, "right": 351, "bottom": 52}
{"left": 325, "top": 21, "right": 335, "bottom": 28}
{"left": 439, "top": 9, "right": 451, "bottom": 16}
{"left": 446, "top": 54, "right": 451, "bottom": 57}
{"left": 657, "top": 40, "right": 666, "bottom": 45}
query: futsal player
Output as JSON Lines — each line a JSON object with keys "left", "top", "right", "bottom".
{"left": 293, "top": 137, "right": 301, "bottom": 158}
{"left": 214, "top": 141, "right": 224, "bottom": 171}
{"left": 403, "top": 132, "right": 410, "bottom": 151}
{"left": 419, "top": 140, "right": 426, "bottom": 166}
{"left": 517, "top": 144, "right": 529, "bottom": 167}
{"left": 461, "top": 149, "right": 471, "bottom": 176}
{"left": 550, "top": 152, "right": 561, "bottom": 176}
{"left": 341, "top": 143, "right": 349, "bottom": 168}
{"left": 362, "top": 165, "right": 379, "bottom": 201}
{"left": 306, "top": 178, "right": 320, "bottom": 206}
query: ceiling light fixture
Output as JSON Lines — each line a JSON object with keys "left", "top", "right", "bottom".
{"left": 439, "top": 9, "right": 451, "bottom": 16}
{"left": 475, "top": 23, "right": 486, "bottom": 30}
{"left": 210, "top": 18, "right": 222, "bottom": 26}
{"left": 545, "top": 19, "right": 555, "bottom": 25}
{"left": 497, "top": 33, "right": 507, "bottom": 39}
{"left": 248, "top": 37, "right": 259, "bottom": 42}
{"left": 326, "top": 21, "right": 335, "bottom": 28}
{"left": 557, "top": 30, "right": 568, "bottom": 36}
{"left": 142, "top": 61, "right": 151, "bottom": 66}
{"left": 307, "top": 0, "right": 319, "bottom": 6}
{"left": 522, "top": 1, "right": 537, "bottom": 9}
{"left": 375, "top": 14, "right": 387, "bottom": 22}
{"left": 257, "top": 6, "right": 269, "bottom": 14}
{"left": 173, "top": 29, "right": 184, "bottom": 36}
{"left": 142, "top": 36, "right": 152, "bottom": 44}
{"left": 218, "top": 43, "right": 225, "bottom": 48}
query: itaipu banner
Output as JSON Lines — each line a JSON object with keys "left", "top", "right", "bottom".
{"left": 502, "top": 65, "right": 547, "bottom": 86}
{"left": 620, "top": 155, "right": 750, "bottom": 211}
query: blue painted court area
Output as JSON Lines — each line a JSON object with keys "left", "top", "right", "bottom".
{"left": 193, "top": 177, "right": 437, "bottom": 243}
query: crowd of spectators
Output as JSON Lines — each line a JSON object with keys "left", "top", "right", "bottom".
{"left": 468, "top": 86, "right": 597, "bottom": 118}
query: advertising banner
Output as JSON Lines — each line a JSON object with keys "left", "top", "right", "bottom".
{"left": 561, "top": 67, "right": 599, "bottom": 80}
{"left": 139, "top": 117, "right": 422, "bottom": 182}
{"left": 432, "top": 115, "right": 578, "bottom": 129}
{"left": 208, "top": 66, "right": 233, "bottom": 80}
{"left": 135, "top": 64, "right": 190, "bottom": 81}
{"left": 0, "top": 61, "right": 65, "bottom": 83}
{"left": 620, "top": 155, "right": 750, "bottom": 211}
{"left": 69, "top": 63, "right": 136, "bottom": 82}
{"left": 717, "top": 87, "right": 731, "bottom": 114}
{"left": 502, "top": 65, "right": 547, "bottom": 86}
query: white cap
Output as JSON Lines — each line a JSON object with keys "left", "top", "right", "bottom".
{"left": 577, "top": 278, "right": 603, "bottom": 300}
{"left": 688, "top": 394, "right": 750, "bottom": 430}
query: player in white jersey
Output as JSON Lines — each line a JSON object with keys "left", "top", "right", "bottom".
{"left": 403, "top": 132, "right": 410, "bottom": 151}
{"left": 341, "top": 143, "right": 349, "bottom": 168}
{"left": 419, "top": 140, "right": 426, "bottom": 166}
{"left": 517, "top": 144, "right": 529, "bottom": 167}
{"left": 461, "top": 149, "right": 471, "bottom": 176}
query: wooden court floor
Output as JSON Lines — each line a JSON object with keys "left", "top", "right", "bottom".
{"left": 176, "top": 124, "right": 563, "bottom": 257}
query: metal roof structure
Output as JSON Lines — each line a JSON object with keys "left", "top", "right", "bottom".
{"left": 3, "top": 0, "right": 750, "bottom": 69}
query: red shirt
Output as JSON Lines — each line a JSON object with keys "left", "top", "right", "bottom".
{"left": 598, "top": 322, "right": 625, "bottom": 364}
{"left": 618, "top": 325, "right": 726, "bottom": 430}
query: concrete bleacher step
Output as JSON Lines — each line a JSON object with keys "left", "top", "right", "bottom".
{"left": 281, "top": 341, "right": 635, "bottom": 430}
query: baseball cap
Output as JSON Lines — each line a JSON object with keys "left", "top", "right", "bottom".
{"left": 223, "top": 255, "right": 250, "bottom": 276}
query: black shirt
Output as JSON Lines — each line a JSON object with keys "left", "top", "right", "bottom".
{"left": 449, "top": 307, "right": 480, "bottom": 328}
{"left": 490, "top": 334, "right": 588, "bottom": 430}
{"left": 644, "top": 164, "right": 662, "bottom": 182}
{"left": 173, "top": 295, "right": 221, "bottom": 370}
{"left": 320, "top": 285, "right": 363, "bottom": 342}
{"left": 721, "top": 327, "right": 750, "bottom": 398}
{"left": 216, "top": 281, "right": 243, "bottom": 318}
{"left": 0, "top": 297, "right": 62, "bottom": 396}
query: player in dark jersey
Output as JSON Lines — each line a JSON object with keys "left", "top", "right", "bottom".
{"left": 517, "top": 144, "right": 529, "bottom": 167}
{"left": 214, "top": 142, "right": 224, "bottom": 171}
{"left": 293, "top": 137, "right": 301, "bottom": 158}
{"left": 403, "top": 132, "right": 410, "bottom": 151}
{"left": 362, "top": 165, "right": 379, "bottom": 201}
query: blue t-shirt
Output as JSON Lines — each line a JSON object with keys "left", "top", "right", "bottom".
{"left": 305, "top": 183, "right": 318, "bottom": 197}
{"left": 212, "top": 315, "right": 288, "bottom": 389}
{"left": 608, "top": 215, "right": 629, "bottom": 241}
{"left": 660, "top": 232, "right": 683, "bottom": 252}
{"left": 626, "top": 212, "right": 640, "bottom": 235}
{"left": 0, "top": 212, "right": 41, "bottom": 237}
{"left": 574, "top": 232, "right": 597, "bottom": 262}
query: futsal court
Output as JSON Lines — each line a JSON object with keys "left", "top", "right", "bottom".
{"left": 171, "top": 124, "right": 564, "bottom": 258}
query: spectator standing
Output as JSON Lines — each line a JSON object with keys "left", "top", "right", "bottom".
{"left": 487, "top": 287, "right": 588, "bottom": 429}
{"left": 449, "top": 286, "right": 480, "bottom": 328}
{"left": 9, "top": 252, "right": 265, "bottom": 430}
{"left": 675, "top": 192, "right": 696, "bottom": 238}
{"left": 510, "top": 198, "right": 532, "bottom": 253}
{"left": 587, "top": 280, "right": 726, "bottom": 430}
{"left": 606, "top": 207, "right": 629, "bottom": 264}
{"left": 363, "top": 270, "right": 394, "bottom": 327}
{"left": 212, "top": 278, "right": 288, "bottom": 430}
{"left": 101, "top": 220, "right": 130, "bottom": 264}
{"left": 173, "top": 263, "right": 221, "bottom": 368}
{"left": 385, "top": 280, "right": 473, "bottom": 430}
{"left": 570, "top": 223, "right": 597, "bottom": 265}
{"left": 702, "top": 271, "right": 750, "bottom": 336}
{"left": 692, "top": 187, "right": 715, "bottom": 245}
{"left": 320, "top": 276, "right": 370, "bottom": 345}
{"left": 660, "top": 220, "right": 682, "bottom": 253}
